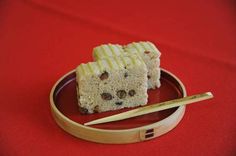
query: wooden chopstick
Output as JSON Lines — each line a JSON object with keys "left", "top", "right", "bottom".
{"left": 84, "top": 92, "right": 213, "bottom": 126}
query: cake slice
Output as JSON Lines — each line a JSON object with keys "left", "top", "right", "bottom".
{"left": 124, "top": 41, "right": 161, "bottom": 89}
{"left": 76, "top": 55, "right": 148, "bottom": 114}
{"left": 93, "top": 41, "right": 161, "bottom": 89}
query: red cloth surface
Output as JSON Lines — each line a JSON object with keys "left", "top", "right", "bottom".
{"left": 1, "top": 0, "right": 236, "bottom": 155}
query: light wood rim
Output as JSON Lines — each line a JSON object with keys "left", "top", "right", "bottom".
{"left": 49, "top": 68, "right": 186, "bottom": 144}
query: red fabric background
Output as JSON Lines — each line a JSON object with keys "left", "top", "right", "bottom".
{"left": 1, "top": 0, "right": 236, "bottom": 155}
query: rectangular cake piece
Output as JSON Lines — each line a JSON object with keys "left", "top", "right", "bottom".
{"left": 76, "top": 55, "right": 148, "bottom": 114}
{"left": 124, "top": 41, "right": 161, "bottom": 89}
{"left": 93, "top": 41, "right": 161, "bottom": 89}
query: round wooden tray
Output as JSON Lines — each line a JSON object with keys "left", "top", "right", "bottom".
{"left": 50, "top": 68, "right": 186, "bottom": 144}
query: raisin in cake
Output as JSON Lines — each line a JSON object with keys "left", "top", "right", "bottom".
{"left": 76, "top": 55, "right": 148, "bottom": 114}
{"left": 93, "top": 41, "right": 161, "bottom": 89}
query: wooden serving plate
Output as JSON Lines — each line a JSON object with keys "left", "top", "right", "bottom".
{"left": 50, "top": 68, "right": 186, "bottom": 144}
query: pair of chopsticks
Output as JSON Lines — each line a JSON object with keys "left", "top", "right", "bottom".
{"left": 84, "top": 92, "right": 213, "bottom": 126}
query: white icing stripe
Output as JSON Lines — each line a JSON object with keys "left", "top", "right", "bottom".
{"left": 114, "top": 56, "right": 124, "bottom": 68}
{"left": 87, "top": 63, "right": 94, "bottom": 74}
{"left": 94, "top": 62, "right": 101, "bottom": 72}
{"left": 134, "top": 42, "right": 145, "bottom": 52}
{"left": 105, "top": 58, "right": 114, "bottom": 69}
{"left": 90, "top": 62, "right": 100, "bottom": 74}
{"left": 126, "top": 47, "right": 138, "bottom": 54}
{"left": 130, "top": 55, "right": 136, "bottom": 65}
{"left": 112, "top": 45, "right": 122, "bottom": 56}
{"left": 120, "top": 56, "right": 126, "bottom": 66}
{"left": 131, "top": 43, "right": 143, "bottom": 55}
{"left": 131, "top": 42, "right": 140, "bottom": 52}
{"left": 100, "top": 59, "right": 110, "bottom": 70}
{"left": 133, "top": 54, "right": 145, "bottom": 66}
{"left": 123, "top": 56, "right": 132, "bottom": 66}
{"left": 140, "top": 42, "right": 151, "bottom": 51}
{"left": 133, "top": 55, "right": 141, "bottom": 66}
{"left": 108, "top": 44, "right": 117, "bottom": 56}
{"left": 109, "top": 58, "right": 120, "bottom": 69}
{"left": 102, "top": 45, "right": 113, "bottom": 57}
{"left": 100, "top": 46, "right": 109, "bottom": 58}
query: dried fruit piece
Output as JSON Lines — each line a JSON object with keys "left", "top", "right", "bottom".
{"left": 100, "top": 71, "right": 109, "bottom": 80}
{"left": 124, "top": 72, "right": 128, "bottom": 78}
{"left": 115, "top": 102, "right": 123, "bottom": 105}
{"left": 117, "top": 90, "right": 127, "bottom": 99}
{"left": 144, "top": 51, "right": 150, "bottom": 54}
{"left": 101, "top": 93, "right": 113, "bottom": 100}
{"left": 79, "top": 107, "right": 88, "bottom": 114}
{"left": 128, "top": 90, "right": 136, "bottom": 96}
{"left": 94, "top": 105, "right": 99, "bottom": 113}
{"left": 147, "top": 75, "right": 151, "bottom": 79}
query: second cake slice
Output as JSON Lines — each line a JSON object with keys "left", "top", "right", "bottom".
{"left": 93, "top": 41, "right": 161, "bottom": 89}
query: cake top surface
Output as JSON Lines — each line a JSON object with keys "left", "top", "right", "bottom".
{"left": 93, "top": 43, "right": 125, "bottom": 60}
{"left": 93, "top": 41, "right": 161, "bottom": 60}
{"left": 76, "top": 54, "right": 145, "bottom": 80}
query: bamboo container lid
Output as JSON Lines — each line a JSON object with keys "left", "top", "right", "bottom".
{"left": 50, "top": 69, "right": 186, "bottom": 144}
